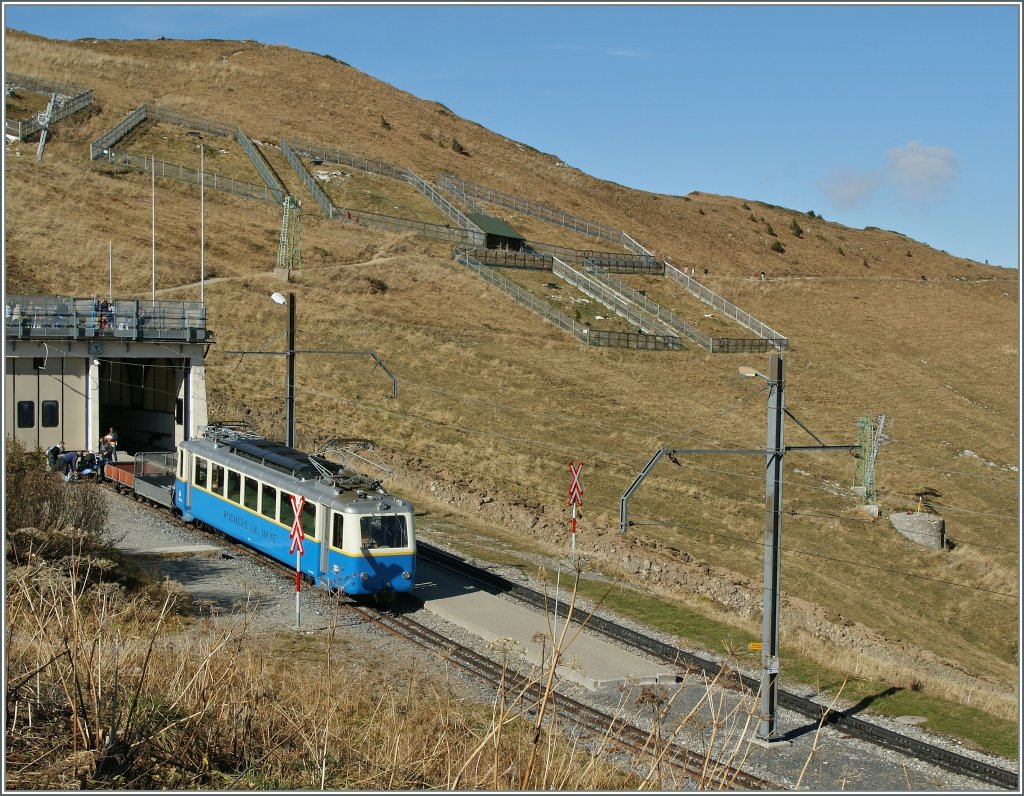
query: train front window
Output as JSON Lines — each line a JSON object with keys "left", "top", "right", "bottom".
{"left": 360, "top": 515, "right": 408, "bottom": 549}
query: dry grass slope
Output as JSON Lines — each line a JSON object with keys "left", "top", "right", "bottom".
{"left": 4, "top": 29, "right": 1019, "bottom": 726}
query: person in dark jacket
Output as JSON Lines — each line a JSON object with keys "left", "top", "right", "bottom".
{"left": 60, "top": 449, "right": 79, "bottom": 479}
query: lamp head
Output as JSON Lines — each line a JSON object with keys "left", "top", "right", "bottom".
{"left": 738, "top": 366, "right": 761, "bottom": 379}
{"left": 270, "top": 292, "right": 287, "bottom": 305}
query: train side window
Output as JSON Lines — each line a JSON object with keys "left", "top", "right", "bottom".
{"left": 331, "top": 512, "right": 344, "bottom": 549}
{"left": 280, "top": 492, "right": 296, "bottom": 529}
{"left": 301, "top": 500, "right": 317, "bottom": 540}
{"left": 261, "top": 484, "right": 277, "bottom": 521}
{"left": 360, "top": 515, "right": 408, "bottom": 549}
{"left": 40, "top": 400, "right": 59, "bottom": 427}
{"left": 242, "top": 477, "right": 259, "bottom": 511}
{"left": 195, "top": 457, "right": 208, "bottom": 489}
{"left": 226, "top": 469, "right": 241, "bottom": 504}
{"left": 210, "top": 464, "right": 224, "bottom": 495}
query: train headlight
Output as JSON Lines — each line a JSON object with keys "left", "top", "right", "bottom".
{"left": 360, "top": 572, "right": 369, "bottom": 581}
{"left": 332, "top": 565, "right": 340, "bottom": 574}
{"left": 402, "top": 570, "right": 412, "bottom": 579}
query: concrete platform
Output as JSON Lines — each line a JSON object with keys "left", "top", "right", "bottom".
{"left": 413, "top": 560, "right": 676, "bottom": 691}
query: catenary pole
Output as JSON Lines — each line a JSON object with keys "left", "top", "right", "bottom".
{"left": 200, "top": 144, "right": 205, "bottom": 303}
{"left": 151, "top": 156, "right": 156, "bottom": 300}
{"left": 286, "top": 292, "right": 296, "bottom": 448}
{"left": 759, "top": 352, "right": 784, "bottom": 741}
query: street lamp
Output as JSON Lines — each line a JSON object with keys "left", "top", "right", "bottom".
{"left": 271, "top": 291, "right": 296, "bottom": 448}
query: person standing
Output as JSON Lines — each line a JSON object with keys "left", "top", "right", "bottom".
{"left": 104, "top": 427, "right": 119, "bottom": 461}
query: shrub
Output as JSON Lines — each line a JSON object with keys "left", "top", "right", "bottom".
{"left": 451, "top": 138, "right": 468, "bottom": 156}
{"left": 697, "top": 208, "right": 705, "bottom": 216}
{"left": 741, "top": 202, "right": 750, "bottom": 210}
{"left": 380, "top": 114, "right": 392, "bottom": 130}
{"left": 4, "top": 438, "right": 110, "bottom": 565}
{"left": 807, "top": 210, "right": 816, "bottom": 218}
{"left": 790, "top": 219, "right": 804, "bottom": 238}
{"left": 770, "top": 240, "right": 785, "bottom": 253}
{"left": 765, "top": 223, "right": 776, "bottom": 237}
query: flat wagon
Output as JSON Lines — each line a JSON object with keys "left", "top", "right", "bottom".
{"left": 105, "top": 452, "right": 177, "bottom": 508}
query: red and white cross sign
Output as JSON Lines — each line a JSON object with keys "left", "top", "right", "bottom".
{"left": 567, "top": 460, "right": 584, "bottom": 507}
{"left": 289, "top": 494, "right": 306, "bottom": 555}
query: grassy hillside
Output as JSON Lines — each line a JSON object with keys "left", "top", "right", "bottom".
{"left": 4, "top": 28, "right": 1018, "bottom": 736}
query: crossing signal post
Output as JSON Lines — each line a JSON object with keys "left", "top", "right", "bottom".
{"left": 567, "top": 460, "right": 584, "bottom": 555}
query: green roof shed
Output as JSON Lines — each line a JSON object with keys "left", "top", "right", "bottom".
{"left": 468, "top": 213, "right": 526, "bottom": 251}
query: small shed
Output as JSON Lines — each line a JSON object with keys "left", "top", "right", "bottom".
{"left": 468, "top": 213, "right": 526, "bottom": 251}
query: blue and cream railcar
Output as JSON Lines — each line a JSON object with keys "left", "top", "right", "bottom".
{"left": 173, "top": 431, "right": 415, "bottom": 598}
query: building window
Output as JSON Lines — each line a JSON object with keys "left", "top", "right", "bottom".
{"left": 16, "top": 401, "right": 34, "bottom": 428}
{"left": 40, "top": 400, "right": 59, "bottom": 428}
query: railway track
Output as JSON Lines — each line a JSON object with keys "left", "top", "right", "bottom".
{"left": 345, "top": 602, "right": 777, "bottom": 790}
{"left": 109, "top": 486, "right": 1017, "bottom": 789}
{"left": 418, "top": 542, "right": 1019, "bottom": 791}
{"left": 115, "top": 489, "right": 777, "bottom": 788}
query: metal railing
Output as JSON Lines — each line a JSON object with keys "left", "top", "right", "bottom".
{"left": 529, "top": 240, "right": 659, "bottom": 272}
{"left": 436, "top": 176, "right": 483, "bottom": 214}
{"left": 404, "top": 170, "right": 480, "bottom": 230}
{"left": 236, "top": 127, "right": 286, "bottom": 204}
{"left": 454, "top": 250, "right": 682, "bottom": 351}
{"left": 94, "top": 150, "right": 281, "bottom": 203}
{"left": 90, "top": 104, "right": 149, "bottom": 159}
{"left": 582, "top": 262, "right": 710, "bottom": 347}
{"left": 664, "top": 262, "right": 787, "bottom": 348}
{"left": 281, "top": 138, "right": 333, "bottom": 216}
{"left": 588, "top": 330, "right": 682, "bottom": 351}
{"left": 467, "top": 249, "right": 554, "bottom": 270}
{"left": 6, "top": 72, "right": 86, "bottom": 97}
{"left": 454, "top": 249, "right": 591, "bottom": 343}
{"left": 439, "top": 173, "right": 622, "bottom": 244}
{"left": 552, "top": 258, "right": 679, "bottom": 338}
{"left": 286, "top": 139, "right": 408, "bottom": 179}
{"left": 5, "top": 296, "right": 209, "bottom": 342}
{"left": 6, "top": 87, "right": 93, "bottom": 141}
{"left": 148, "top": 106, "right": 236, "bottom": 138}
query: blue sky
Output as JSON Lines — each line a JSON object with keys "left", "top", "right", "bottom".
{"left": 4, "top": 2, "right": 1021, "bottom": 268}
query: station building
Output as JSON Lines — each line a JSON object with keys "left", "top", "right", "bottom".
{"left": 4, "top": 295, "right": 211, "bottom": 455}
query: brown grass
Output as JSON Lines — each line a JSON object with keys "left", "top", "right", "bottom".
{"left": 4, "top": 29, "right": 1018, "bottom": 728}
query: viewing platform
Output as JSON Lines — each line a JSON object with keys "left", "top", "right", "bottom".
{"left": 5, "top": 296, "right": 211, "bottom": 343}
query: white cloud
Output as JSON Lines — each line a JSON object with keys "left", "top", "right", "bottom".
{"left": 820, "top": 140, "right": 959, "bottom": 211}
{"left": 819, "top": 167, "right": 884, "bottom": 210}
{"left": 886, "top": 140, "right": 959, "bottom": 204}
